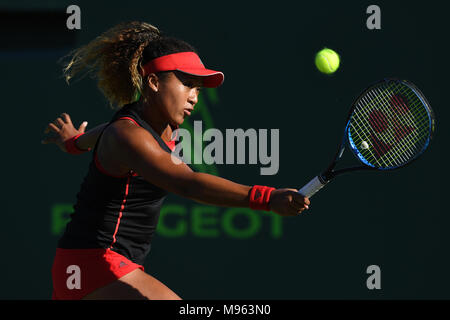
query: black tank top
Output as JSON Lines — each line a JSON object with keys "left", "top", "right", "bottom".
{"left": 58, "top": 103, "right": 176, "bottom": 265}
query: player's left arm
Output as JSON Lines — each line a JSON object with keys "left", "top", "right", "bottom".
{"left": 42, "top": 113, "right": 106, "bottom": 152}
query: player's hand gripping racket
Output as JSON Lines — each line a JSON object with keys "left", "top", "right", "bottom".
{"left": 298, "top": 78, "right": 435, "bottom": 198}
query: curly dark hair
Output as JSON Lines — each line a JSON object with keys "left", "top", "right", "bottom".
{"left": 60, "top": 21, "right": 197, "bottom": 108}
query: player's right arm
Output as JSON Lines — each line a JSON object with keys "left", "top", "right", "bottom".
{"left": 106, "top": 120, "right": 310, "bottom": 216}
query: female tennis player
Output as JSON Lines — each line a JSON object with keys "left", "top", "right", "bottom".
{"left": 43, "top": 21, "right": 310, "bottom": 300}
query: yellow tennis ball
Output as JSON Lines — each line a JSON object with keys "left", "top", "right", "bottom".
{"left": 315, "top": 48, "right": 340, "bottom": 74}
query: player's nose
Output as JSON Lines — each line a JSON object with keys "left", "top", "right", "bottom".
{"left": 188, "top": 89, "right": 198, "bottom": 106}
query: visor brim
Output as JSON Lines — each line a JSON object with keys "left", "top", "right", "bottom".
{"left": 175, "top": 68, "right": 224, "bottom": 88}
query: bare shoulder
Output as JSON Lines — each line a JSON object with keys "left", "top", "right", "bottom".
{"left": 102, "top": 119, "right": 168, "bottom": 162}
{"left": 96, "top": 119, "right": 161, "bottom": 175}
{"left": 105, "top": 119, "right": 158, "bottom": 149}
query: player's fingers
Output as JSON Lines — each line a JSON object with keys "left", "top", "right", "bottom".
{"left": 55, "top": 118, "right": 65, "bottom": 128}
{"left": 294, "top": 192, "right": 310, "bottom": 206}
{"left": 291, "top": 192, "right": 310, "bottom": 209}
{"left": 290, "top": 203, "right": 308, "bottom": 213}
{"left": 288, "top": 202, "right": 306, "bottom": 215}
{"left": 78, "top": 121, "right": 88, "bottom": 133}
{"left": 47, "top": 123, "right": 60, "bottom": 133}
{"left": 60, "top": 113, "right": 72, "bottom": 124}
{"left": 292, "top": 198, "right": 309, "bottom": 209}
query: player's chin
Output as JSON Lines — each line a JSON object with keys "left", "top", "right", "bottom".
{"left": 172, "top": 114, "right": 186, "bottom": 126}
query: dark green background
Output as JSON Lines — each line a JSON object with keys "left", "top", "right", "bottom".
{"left": 1, "top": 0, "right": 449, "bottom": 299}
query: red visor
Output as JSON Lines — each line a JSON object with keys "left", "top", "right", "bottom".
{"left": 141, "top": 52, "right": 224, "bottom": 88}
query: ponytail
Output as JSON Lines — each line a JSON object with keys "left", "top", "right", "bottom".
{"left": 60, "top": 21, "right": 160, "bottom": 108}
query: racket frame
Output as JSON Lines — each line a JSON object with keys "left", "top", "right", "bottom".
{"left": 299, "top": 78, "right": 435, "bottom": 198}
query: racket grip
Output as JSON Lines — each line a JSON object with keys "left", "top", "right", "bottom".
{"left": 298, "top": 175, "right": 327, "bottom": 198}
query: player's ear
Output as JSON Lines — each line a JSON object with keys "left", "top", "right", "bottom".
{"left": 146, "top": 73, "right": 159, "bottom": 93}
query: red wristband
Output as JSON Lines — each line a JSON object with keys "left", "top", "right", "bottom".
{"left": 249, "top": 185, "right": 275, "bottom": 211}
{"left": 64, "top": 133, "right": 91, "bottom": 155}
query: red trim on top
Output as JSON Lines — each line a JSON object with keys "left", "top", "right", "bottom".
{"left": 95, "top": 115, "right": 174, "bottom": 175}
{"left": 94, "top": 153, "right": 129, "bottom": 178}
{"left": 130, "top": 171, "right": 139, "bottom": 177}
{"left": 119, "top": 115, "right": 175, "bottom": 151}
{"left": 166, "top": 140, "right": 175, "bottom": 151}
{"left": 93, "top": 116, "right": 141, "bottom": 178}
{"left": 118, "top": 116, "right": 141, "bottom": 127}
{"left": 109, "top": 176, "right": 131, "bottom": 250}
{"left": 167, "top": 126, "right": 179, "bottom": 152}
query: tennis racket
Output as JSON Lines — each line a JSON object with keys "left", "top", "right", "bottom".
{"left": 298, "top": 78, "right": 435, "bottom": 198}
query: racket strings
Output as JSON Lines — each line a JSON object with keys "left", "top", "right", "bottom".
{"left": 371, "top": 92, "right": 412, "bottom": 165}
{"left": 384, "top": 82, "right": 430, "bottom": 147}
{"left": 349, "top": 80, "right": 431, "bottom": 169}
{"left": 352, "top": 98, "right": 405, "bottom": 167}
{"left": 357, "top": 90, "right": 418, "bottom": 166}
{"left": 367, "top": 89, "right": 416, "bottom": 161}
{"left": 351, "top": 104, "right": 391, "bottom": 167}
{"left": 383, "top": 83, "right": 429, "bottom": 134}
{"left": 361, "top": 84, "right": 427, "bottom": 165}
{"left": 392, "top": 83, "right": 431, "bottom": 136}
{"left": 373, "top": 85, "right": 426, "bottom": 156}
{"left": 353, "top": 93, "right": 406, "bottom": 167}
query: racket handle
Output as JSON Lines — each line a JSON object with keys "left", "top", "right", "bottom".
{"left": 298, "top": 175, "right": 327, "bottom": 198}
